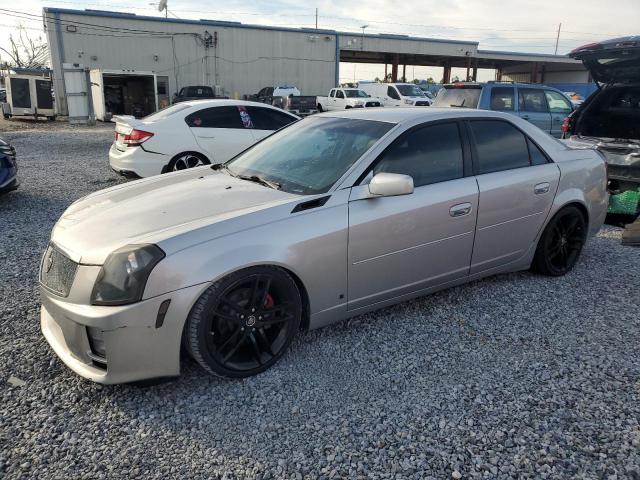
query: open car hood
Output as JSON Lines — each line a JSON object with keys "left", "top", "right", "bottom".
{"left": 570, "top": 36, "right": 640, "bottom": 85}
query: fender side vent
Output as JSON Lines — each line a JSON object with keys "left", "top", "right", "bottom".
{"left": 291, "top": 195, "right": 330, "bottom": 213}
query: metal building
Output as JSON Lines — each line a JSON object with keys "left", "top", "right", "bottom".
{"left": 43, "top": 7, "right": 589, "bottom": 118}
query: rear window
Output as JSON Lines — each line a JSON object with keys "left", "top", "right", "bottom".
{"left": 182, "top": 86, "right": 214, "bottom": 97}
{"left": 143, "top": 103, "right": 190, "bottom": 121}
{"left": 432, "top": 87, "right": 481, "bottom": 108}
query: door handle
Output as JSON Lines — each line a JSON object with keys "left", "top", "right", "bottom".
{"left": 449, "top": 202, "right": 472, "bottom": 217}
{"left": 521, "top": 115, "right": 530, "bottom": 120}
{"left": 534, "top": 182, "right": 550, "bottom": 194}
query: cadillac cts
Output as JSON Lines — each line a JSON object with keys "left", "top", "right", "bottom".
{"left": 40, "top": 108, "right": 608, "bottom": 384}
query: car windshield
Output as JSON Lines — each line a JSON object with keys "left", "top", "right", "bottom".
{"left": 345, "top": 90, "right": 369, "bottom": 98}
{"left": 226, "top": 117, "right": 393, "bottom": 195}
{"left": 142, "top": 103, "right": 191, "bottom": 121}
{"left": 396, "top": 85, "right": 424, "bottom": 97}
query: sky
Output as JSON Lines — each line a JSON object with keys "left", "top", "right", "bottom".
{"left": 0, "top": 0, "right": 638, "bottom": 83}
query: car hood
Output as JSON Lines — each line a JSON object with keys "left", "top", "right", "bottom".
{"left": 51, "top": 168, "right": 298, "bottom": 265}
{"left": 570, "top": 36, "right": 640, "bottom": 84}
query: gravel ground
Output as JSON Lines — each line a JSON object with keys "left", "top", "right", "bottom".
{"left": 1, "top": 120, "right": 640, "bottom": 479}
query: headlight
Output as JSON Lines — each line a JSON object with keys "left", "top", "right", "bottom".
{"left": 91, "top": 244, "right": 165, "bottom": 306}
{"left": 404, "top": 99, "right": 414, "bottom": 105}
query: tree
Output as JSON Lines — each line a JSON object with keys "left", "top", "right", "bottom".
{"left": 426, "top": 77, "right": 435, "bottom": 84}
{"left": 0, "top": 25, "right": 49, "bottom": 69}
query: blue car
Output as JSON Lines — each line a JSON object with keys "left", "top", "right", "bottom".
{"left": 0, "top": 137, "right": 18, "bottom": 194}
{"left": 432, "top": 81, "right": 574, "bottom": 138}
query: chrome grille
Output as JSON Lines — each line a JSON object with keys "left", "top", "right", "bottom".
{"left": 40, "top": 245, "right": 78, "bottom": 297}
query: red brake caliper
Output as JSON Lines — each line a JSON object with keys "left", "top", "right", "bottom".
{"left": 264, "top": 293, "right": 275, "bottom": 309}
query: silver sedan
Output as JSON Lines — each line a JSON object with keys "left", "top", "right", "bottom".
{"left": 40, "top": 108, "right": 608, "bottom": 384}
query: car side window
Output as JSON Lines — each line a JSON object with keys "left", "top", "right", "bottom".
{"left": 329, "top": 89, "right": 335, "bottom": 98}
{"left": 372, "top": 122, "right": 464, "bottom": 188}
{"left": 246, "top": 107, "right": 296, "bottom": 130}
{"left": 469, "top": 120, "right": 530, "bottom": 174}
{"left": 178, "top": 88, "right": 186, "bottom": 97}
{"left": 545, "top": 90, "right": 573, "bottom": 114}
{"left": 387, "top": 86, "right": 400, "bottom": 100}
{"left": 266, "top": 87, "right": 274, "bottom": 96}
{"left": 518, "top": 88, "right": 548, "bottom": 113}
{"left": 528, "top": 138, "right": 550, "bottom": 165}
{"left": 185, "top": 106, "right": 245, "bottom": 129}
{"left": 336, "top": 90, "right": 345, "bottom": 99}
{"left": 489, "top": 87, "right": 515, "bottom": 111}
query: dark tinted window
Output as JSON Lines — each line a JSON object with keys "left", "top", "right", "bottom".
{"left": 336, "top": 90, "right": 345, "bottom": 99}
{"left": 470, "top": 120, "right": 530, "bottom": 174}
{"left": 432, "top": 87, "right": 481, "bottom": 108}
{"left": 183, "top": 86, "right": 214, "bottom": 97}
{"left": 185, "top": 106, "right": 243, "bottom": 128}
{"left": 373, "top": 122, "right": 464, "bottom": 187}
{"left": 10, "top": 78, "right": 31, "bottom": 108}
{"left": 387, "top": 86, "right": 400, "bottom": 100}
{"left": 528, "top": 138, "right": 549, "bottom": 165}
{"left": 490, "top": 87, "right": 515, "bottom": 111}
{"left": 518, "top": 88, "right": 548, "bottom": 112}
{"left": 246, "top": 107, "right": 296, "bottom": 130}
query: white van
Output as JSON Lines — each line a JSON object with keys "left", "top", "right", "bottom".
{"left": 358, "top": 82, "right": 431, "bottom": 107}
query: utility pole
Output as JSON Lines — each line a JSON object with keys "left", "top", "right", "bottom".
{"left": 554, "top": 23, "right": 561, "bottom": 55}
{"left": 315, "top": 8, "right": 318, "bottom": 29}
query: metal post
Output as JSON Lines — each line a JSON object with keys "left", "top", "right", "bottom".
{"left": 391, "top": 54, "right": 399, "bottom": 82}
{"left": 315, "top": 8, "right": 318, "bottom": 29}
{"left": 554, "top": 23, "right": 561, "bottom": 55}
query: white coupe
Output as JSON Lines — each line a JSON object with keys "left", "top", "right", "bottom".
{"left": 109, "top": 100, "right": 299, "bottom": 178}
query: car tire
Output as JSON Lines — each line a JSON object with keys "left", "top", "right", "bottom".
{"left": 317, "top": 104, "right": 324, "bottom": 112}
{"left": 185, "top": 266, "right": 302, "bottom": 378}
{"left": 531, "top": 205, "right": 587, "bottom": 276}
{"left": 165, "top": 152, "right": 210, "bottom": 173}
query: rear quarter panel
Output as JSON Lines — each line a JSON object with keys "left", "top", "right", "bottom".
{"left": 552, "top": 149, "right": 608, "bottom": 237}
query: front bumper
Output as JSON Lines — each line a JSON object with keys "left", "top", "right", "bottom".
{"left": 109, "top": 143, "right": 168, "bottom": 178}
{"left": 41, "top": 283, "right": 209, "bottom": 384}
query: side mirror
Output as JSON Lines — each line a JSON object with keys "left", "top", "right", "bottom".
{"left": 368, "top": 172, "right": 414, "bottom": 197}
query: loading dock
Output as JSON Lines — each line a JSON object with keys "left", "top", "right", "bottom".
{"left": 90, "top": 69, "right": 158, "bottom": 121}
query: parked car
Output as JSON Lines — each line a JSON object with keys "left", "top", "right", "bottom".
{"left": 109, "top": 100, "right": 299, "bottom": 178}
{"left": 316, "top": 88, "right": 382, "bottom": 111}
{"left": 432, "top": 82, "right": 574, "bottom": 138}
{"left": 249, "top": 85, "right": 317, "bottom": 116}
{"left": 0, "top": 137, "right": 18, "bottom": 194}
{"left": 562, "top": 36, "right": 640, "bottom": 194}
{"left": 41, "top": 108, "right": 607, "bottom": 384}
{"left": 172, "top": 86, "right": 222, "bottom": 104}
{"left": 359, "top": 82, "right": 431, "bottom": 106}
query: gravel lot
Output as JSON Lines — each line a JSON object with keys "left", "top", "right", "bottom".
{"left": 1, "top": 118, "right": 640, "bottom": 479}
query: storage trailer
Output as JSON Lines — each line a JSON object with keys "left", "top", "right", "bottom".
{"left": 90, "top": 69, "right": 158, "bottom": 121}
{"left": 1, "top": 74, "right": 55, "bottom": 120}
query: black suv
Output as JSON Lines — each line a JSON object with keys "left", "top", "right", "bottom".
{"left": 563, "top": 36, "right": 640, "bottom": 194}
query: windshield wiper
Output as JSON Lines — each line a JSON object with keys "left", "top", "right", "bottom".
{"left": 236, "top": 174, "right": 281, "bottom": 190}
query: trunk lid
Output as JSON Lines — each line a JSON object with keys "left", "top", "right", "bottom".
{"left": 570, "top": 36, "right": 640, "bottom": 85}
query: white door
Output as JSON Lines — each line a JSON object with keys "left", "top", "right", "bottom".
{"left": 186, "top": 105, "right": 256, "bottom": 163}
{"left": 62, "top": 63, "right": 90, "bottom": 124}
{"left": 386, "top": 85, "right": 402, "bottom": 106}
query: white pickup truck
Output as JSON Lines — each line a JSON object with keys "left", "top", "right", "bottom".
{"left": 316, "top": 88, "right": 382, "bottom": 112}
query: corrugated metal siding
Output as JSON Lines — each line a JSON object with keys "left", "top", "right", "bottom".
{"left": 46, "top": 12, "right": 337, "bottom": 114}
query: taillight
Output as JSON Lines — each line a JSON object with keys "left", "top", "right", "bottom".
{"left": 123, "top": 129, "right": 154, "bottom": 146}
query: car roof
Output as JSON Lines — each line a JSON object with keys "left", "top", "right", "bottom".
{"left": 315, "top": 107, "right": 519, "bottom": 124}
{"left": 180, "top": 99, "right": 286, "bottom": 109}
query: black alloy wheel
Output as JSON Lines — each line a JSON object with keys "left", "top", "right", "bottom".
{"left": 532, "top": 206, "right": 587, "bottom": 276}
{"left": 185, "top": 266, "right": 302, "bottom": 378}
{"left": 167, "top": 152, "right": 209, "bottom": 172}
